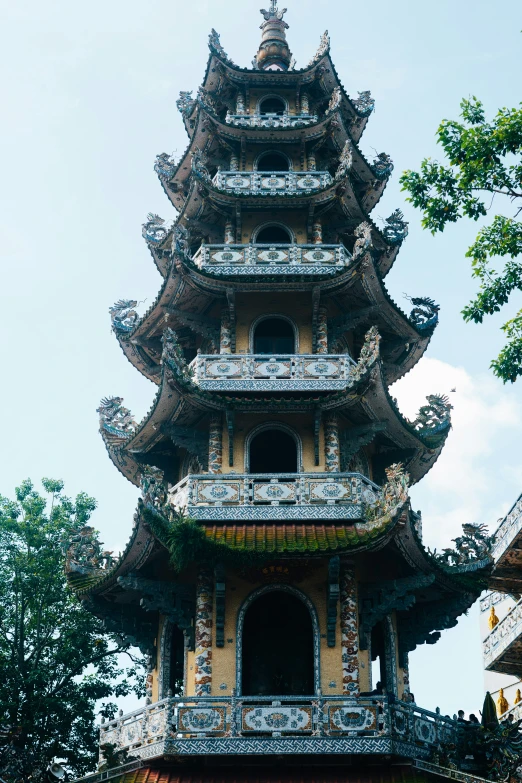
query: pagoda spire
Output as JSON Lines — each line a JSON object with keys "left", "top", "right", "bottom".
{"left": 255, "top": 1, "right": 292, "bottom": 71}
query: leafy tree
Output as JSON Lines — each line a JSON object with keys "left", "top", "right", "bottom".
{"left": 0, "top": 479, "right": 145, "bottom": 781}
{"left": 401, "top": 98, "right": 522, "bottom": 382}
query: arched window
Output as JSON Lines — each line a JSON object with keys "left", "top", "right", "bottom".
{"left": 242, "top": 591, "right": 314, "bottom": 696}
{"left": 255, "top": 224, "right": 292, "bottom": 244}
{"left": 259, "top": 96, "right": 286, "bottom": 115}
{"left": 370, "top": 617, "right": 398, "bottom": 696}
{"left": 249, "top": 428, "right": 298, "bottom": 474}
{"left": 253, "top": 317, "right": 295, "bottom": 354}
{"left": 256, "top": 152, "right": 290, "bottom": 172}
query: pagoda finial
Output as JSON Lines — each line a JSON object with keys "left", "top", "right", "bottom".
{"left": 256, "top": 1, "right": 292, "bottom": 71}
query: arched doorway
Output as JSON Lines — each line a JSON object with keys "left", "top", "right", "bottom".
{"left": 257, "top": 152, "right": 290, "bottom": 172}
{"left": 259, "top": 96, "right": 286, "bottom": 115}
{"left": 159, "top": 622, "right": 185, "bottom": 698}
{"left": 249, "top": 428, "right": 298, "bottom": 473}
{"left": 256, "top": 224, "right": 292, "bottom": 244}
{"left": 253, "top": 317, "right": 295, "bottom": 354}
{"left": 241, "top": 591, "right": 315, "bottom": 696}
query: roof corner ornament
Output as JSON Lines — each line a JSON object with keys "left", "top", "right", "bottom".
{"left": 176, "top": 90, "right": 195, "bottom": 116}
{"left": 62, "top": 525, "right": 116, "bottom": 576}
{"left": 139, "top": 465, "right": 167, "bottom": 509}
{"left": 142, "top": 213, "right": 172, "bottom": 246}
{"left": 326, "top": 87, "right": 342, "bottom": 116}
{"left": 97, "top": 397, "right": 136, "bottom": 438}
{"left": 406, "top": 296, "right": 440, "bottom": 332}
{"left": 110, "top": 300, "right": 139, "bottom": 335}
{"left": 372, "top": 151, "right": 394, "bottom": 180}
{"left": 208, "top": 28, "right": 232, "bottom": 63}
{"left": 413, "top": 394, "right": 452, "bottom": 433}
{"left": 353, "top": 90, "right": 375, "bottom": 117}
{"left": 154, "top": 152, "right": 177, "bottom": 181}
{"left": 191, "top": 147, "right": 211, "bottom": 183}
{"left": 432, "top": 523, "right": 494, "bottom": 568}
{"left": 308, "top": 30, "right": 330, "bottom": 66}
{"left": 383, "top": 209, "right": 409, "bottom": 244}
{"left": 353, "top": 221, "right": 373, "bottom": 258}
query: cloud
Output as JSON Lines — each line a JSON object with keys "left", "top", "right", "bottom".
{"left": 392, "top": 358, "right": 522, "bottom": 551}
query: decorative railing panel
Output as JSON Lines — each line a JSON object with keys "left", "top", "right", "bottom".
{"left": 192, "top": 353, "right": 356, "bottom": 391}
{"left": 193, "top": 243, "right": 351, "bottom": 276}
{"left": 225, "top": 112, "right": 319, "bottom": 129}
{"left": 100, "top": 696, "right": 461, "bottom": 759}
{"left": 483, "top": 597, "right": 522, "bottom": 669}
{"left": 168, "top": 472, "right": 380, "bottom": 521}
{"left": 213, "top": 170, "right": 332, "bottom": 196}
{"left": 491, "top": 494, "right": 522, "bottom": 562}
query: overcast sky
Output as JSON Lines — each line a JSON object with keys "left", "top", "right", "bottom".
{"left": 1, "top": 0, "right": 521, "bottom": 718}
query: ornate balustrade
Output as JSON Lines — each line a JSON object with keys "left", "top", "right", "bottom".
{"left": 192, "top": 353, "right": 356, "bottom": 391}
{"left": 213, "top": 170, "right": 333, "bottom": 196}
{"left": 225, "top": 112, "right": 319, "bottom": 128}
{"left": 168, "top": 472, "right": 380, "bottom": 521}
{"left": 192, "top": 242, "right": 351, "bottom": 276}
{"left": 483, "top": 597, "right": 522, "bottom": 672}
{"left": 491, "top": 494, "right": 522, "bottom": 562}
{"left": 99, "top": 695, "right": 462, "bottom": 760}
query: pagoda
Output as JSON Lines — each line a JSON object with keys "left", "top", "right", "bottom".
{"left": 65, "top": 5, "right": 495, "bottom": 782}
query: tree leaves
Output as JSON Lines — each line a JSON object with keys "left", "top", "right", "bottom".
{"left": 400, "top": 99, "right": 522, "bottom": 382}
{"left": 0, "top": 480, "right": 145, "bottom": 780}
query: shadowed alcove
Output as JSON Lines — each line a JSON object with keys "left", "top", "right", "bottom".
{"left": 249, "top": 428, "right": 298, "bottom": 474}
{"left": 253, "top": 317, "right": 295, "bottom": 354}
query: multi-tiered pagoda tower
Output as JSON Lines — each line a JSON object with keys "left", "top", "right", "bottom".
{"left": 66, "top": 6, "right": 495, "bottom": 782}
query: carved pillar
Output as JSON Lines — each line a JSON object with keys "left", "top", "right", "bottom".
{"left": 316, "top": 306, "right": 328, "bottom": 354}
{"left": 401, "top": 652, "right": 411, "bottom": 700}
{"left": 236, "top": 93, "right": 246, "bottom": 115}
{"left": 324, "top": 414, "right": 340, "bottom": 472}
{"left": 301, "top": 93, "right": 310, "bottom": 114}
{"left": 208, "top": 415, "right": 223, "bottom": 474}
{"left": 230, "top": 153, "right": 239, "bottom": 172}
{"left": 220, "top": 309, "right": 232, "bottom": 355}
{"left": 224, "top": 221, "right": 234, "bottom": 245}
{"left": 308, "top": 150, "right": 317, "bottom": 171}
{"left": 194, "top": 567, "right": 213, "bottom": 696}
{"left": 312, "top": 220, "right": 323, "bottom": 245}
{"left": 340, "top": 563, "right": 359, "bottom": 695}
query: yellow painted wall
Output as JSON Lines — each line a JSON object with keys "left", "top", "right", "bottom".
{"left": 241, "top": 210, "right": 307, "bottom": 243}
{"left": 235, "top": 291, "right": 313, "bottom": 353}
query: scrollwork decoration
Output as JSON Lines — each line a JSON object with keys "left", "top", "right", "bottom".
{"left": 162, "top": 328, "right": 195, "bottom": 386}
{"left": 335, "top": 140, "right": 353, "bottom": 180}
{"left": 139, "top": 465, "right": 167, "bottom": 509}
{"left": 63, "top": 525, "right": 115, "bottom": 576}
{"left": 413, "top": 394, "right": 452, "bottom": 433}
{"left": 353, "top": 221, "right": 373, "bottom": 258}
{"left": 176, "top": 91, "right": 196, "bottom": 116}
{"left": 142, "top": 213, "right": 172, "bottom": 245}
{"left": 154, "top": 153, "right": 177, "bottom": 180}
{"left": 433, "top": 523, "right": 493, "bottom": 567}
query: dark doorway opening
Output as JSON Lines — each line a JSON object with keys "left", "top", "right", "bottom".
{"left": 256, "top": 225, "right": 292, "bottom": 244}
{"left": 253, "top": 317, "right": 295, "bottom": 354}
{"left": 242, "top": 591, "right": 314, "bottom": 696}
{"left": 257, "top": 152, "right": 290, "bottom": 172}
{"left": 371, "top": 621, "right": 388, "bottom": 694}
{"left": 260, "top": 97, "right": 286, "bottom": 115}
{"left": 249, "top": 428, "right": 298, "bottom": 473}
{"left": 169, "top": 626, "right": 185, "bottom": 696}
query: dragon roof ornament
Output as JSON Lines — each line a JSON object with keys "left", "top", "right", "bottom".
{"left": 406, "top": 296, "right": 440, "bottom": 332}
{"left": 432, "top": 523, "right": 493, "bottom": 568}
{"left": 335, "top": 139, "right": 353, "bottom": 180}
{"left": 383, "top": 209, "right": 409, "bottom": 244}
{"left": 176, "top": 90, "right": 195, "bottom": 116}
{"left": 353, "top": 221, "right": 373, "bottom": 258}
{"left": 366, "top": 462, "right": 410, "bottom": 526}
{"left": 142, "top": 213, "right": 173, "bottom": 246}
{"left": 154, "top": 152, "right": 177, "bottom": 181}
{"left": 413, "top": 394, "right": 452, "bottom": 435}
{"left": 63, "top": 525, "right": 116, "bottom": 577}
{"left": 208, "top": 29, "right": 233, "bottom": 63}
{"left": 353, "top": 90, "right": 375, "bottom": 117}
{"left": 372, "top": 151, "right": 394, "bottom": 180}
{"left": 308, "top": 31, "right": 330, "bottom": 66}
{"left": 162, "top": 328, "right": 195, "bottom": 386}
{"left": 110, "top": 300, "right": 139, "bottom": 335}
{"left": 326, "top": 87, "right": 342, "bottom": 116}
{"left": 140, "top": 465, "right": 167, "bottom": 510}
{"left": 97, "top": 396, "right": 136, "bottom": 438}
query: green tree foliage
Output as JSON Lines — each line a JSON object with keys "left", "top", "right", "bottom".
{"left": 0, "top": 479, "right": 145, "bottom": 781}
{"left": 401, "top": 98, "right": 522, "bottom": 382}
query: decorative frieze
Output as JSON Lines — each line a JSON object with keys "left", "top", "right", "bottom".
{"left": 193, "top": 242, "right": 351, "bottom": 276}
{"left": 212, "top": 170, "right": 332, "bottom": 196}
{"left": 195, "top": 568, "right": 213, "bottom": 696}
{"left": 225, "top": 112, "right": 318, "bottom": 129}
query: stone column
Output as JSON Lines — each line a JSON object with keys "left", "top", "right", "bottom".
{"left": 340, "top": 563, "right": 360, "bottom": 695}
{"left": 208, "top": 415, "right": 223, "bottom": 474}
{"left": 236, "top": 93, "right": 246, "bottom": 115}
{"left": 301, "top": 93, "right": 310, "bottom": 114}
{"left": 308, "top": 150, "right": 317, "bottom": 171}
{"left": 194, "top": 567, "right": 213, "bottom": 696}
{"left": 324, "top": 414, "right": 340, "bottom": 472}
{"left": 312, "top": 220, "right": 323, "bottom": 245}
{"left": 316, "top": 306, "right": 328, "bottom": 355}
{"left": 230, "top": 153, "right": 239, "bottom": 172}
{"left": 224, "top": 221, "right": 234, "bottom": 245}
{"left": 220, "top": 310, "right": 232, "bottom": 355}
{"left": 401, "top": 652, "right": 411, "bottom": 700}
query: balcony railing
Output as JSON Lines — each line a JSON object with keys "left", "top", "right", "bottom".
{"left": 99, "top": 695, "right": 463, "bottom": 760}
{"left": 192, "top": 353, "right": 356, "bottom": 391}
{"left": 491, "top": 494, "right": 522, "bottom": 562}
{"left": 192, "top": 242, "right": 351, "bottom": 276}
{"left": 225, "top": 112, "right": 319, "bottom": 129}
{"left": 213, "top": 170, "right": 333, "bottom": 196}
{"left": 483, "top": 597, "right": 522, "bottom": 673}
{"left": 168, "top": 472, "right": 380, "bottom": 521}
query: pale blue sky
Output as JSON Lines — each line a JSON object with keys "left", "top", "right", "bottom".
{"left": 1, "top": 0, "right": 521, "bottom": 717}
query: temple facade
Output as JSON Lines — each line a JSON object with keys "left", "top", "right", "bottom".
{"left": 481, "top": 494, "right": 522, "bottom": 719}
{"left": 65, "top": 5, "right": 497, "bottom": 782}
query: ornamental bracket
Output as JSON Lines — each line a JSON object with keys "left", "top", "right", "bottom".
{"left": 340, "top": 422, "right": 387, "bottom": 471}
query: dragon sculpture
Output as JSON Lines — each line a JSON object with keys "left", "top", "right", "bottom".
{"left": 335, "top": 140, "right": 353, "bottom": 180}
{"left": 191, "top": 148, "right": 211, "bottom": 183}
{"left": 435, "top": 523, "right": 494, "bottom": 567}
{"left": 382, "top": 209, "right": 409, "bottom": 244}
{"left": 478, "top": 718, "right": 522, "bottom": 781}
{"left": 162, "top": 328, "right": 195, "bottom": 386}
{"left": 351, "top": 326, "right": 381, "bottom": 383}
{"left": 142, "top": 213, "right": 172, "bottom": 246}
{"left": 326, "top": 87, "right": 342, "bottom": 115}
{"left": 372, "top": 152, "right": 394, "bottom": 180}
{"left": 63, "top": 525, "right": 115, "bottom": 575}
{"left": 413, "top": 394, "right": 452, "bottom": 433}
{"left": 208, "top": 29, "right": 232, "bottom": 63}
{"left": 353, "top": 221, "right": 373, "bottom": 258}
{"left": 97, "top": 397, "right": 136, "bottom": 437}
{"left": 139, "top": 465, "right": 167, "bottom": 509}
{"left": 172, "top": 223, "right": 191, "bottom": 258}
{"left": 176, "top": 90, "right": 195, "bottom": 115}
{"left": 308, "top": 31, "right": 330, "bottom": 66}
{"left": 154, "top": 153, "right": 177, "bottom": 180}
{"left": 109, "top": 300, "right": 139, "bottom": 334}
{"left": 366, "top": 463, "right": 410, "bottom": 525}
{"left": 353, "top": 90, "right": 375, "bottom": 116}
{"left": 406, "top": 296, "right": 440, "bottom": 331}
